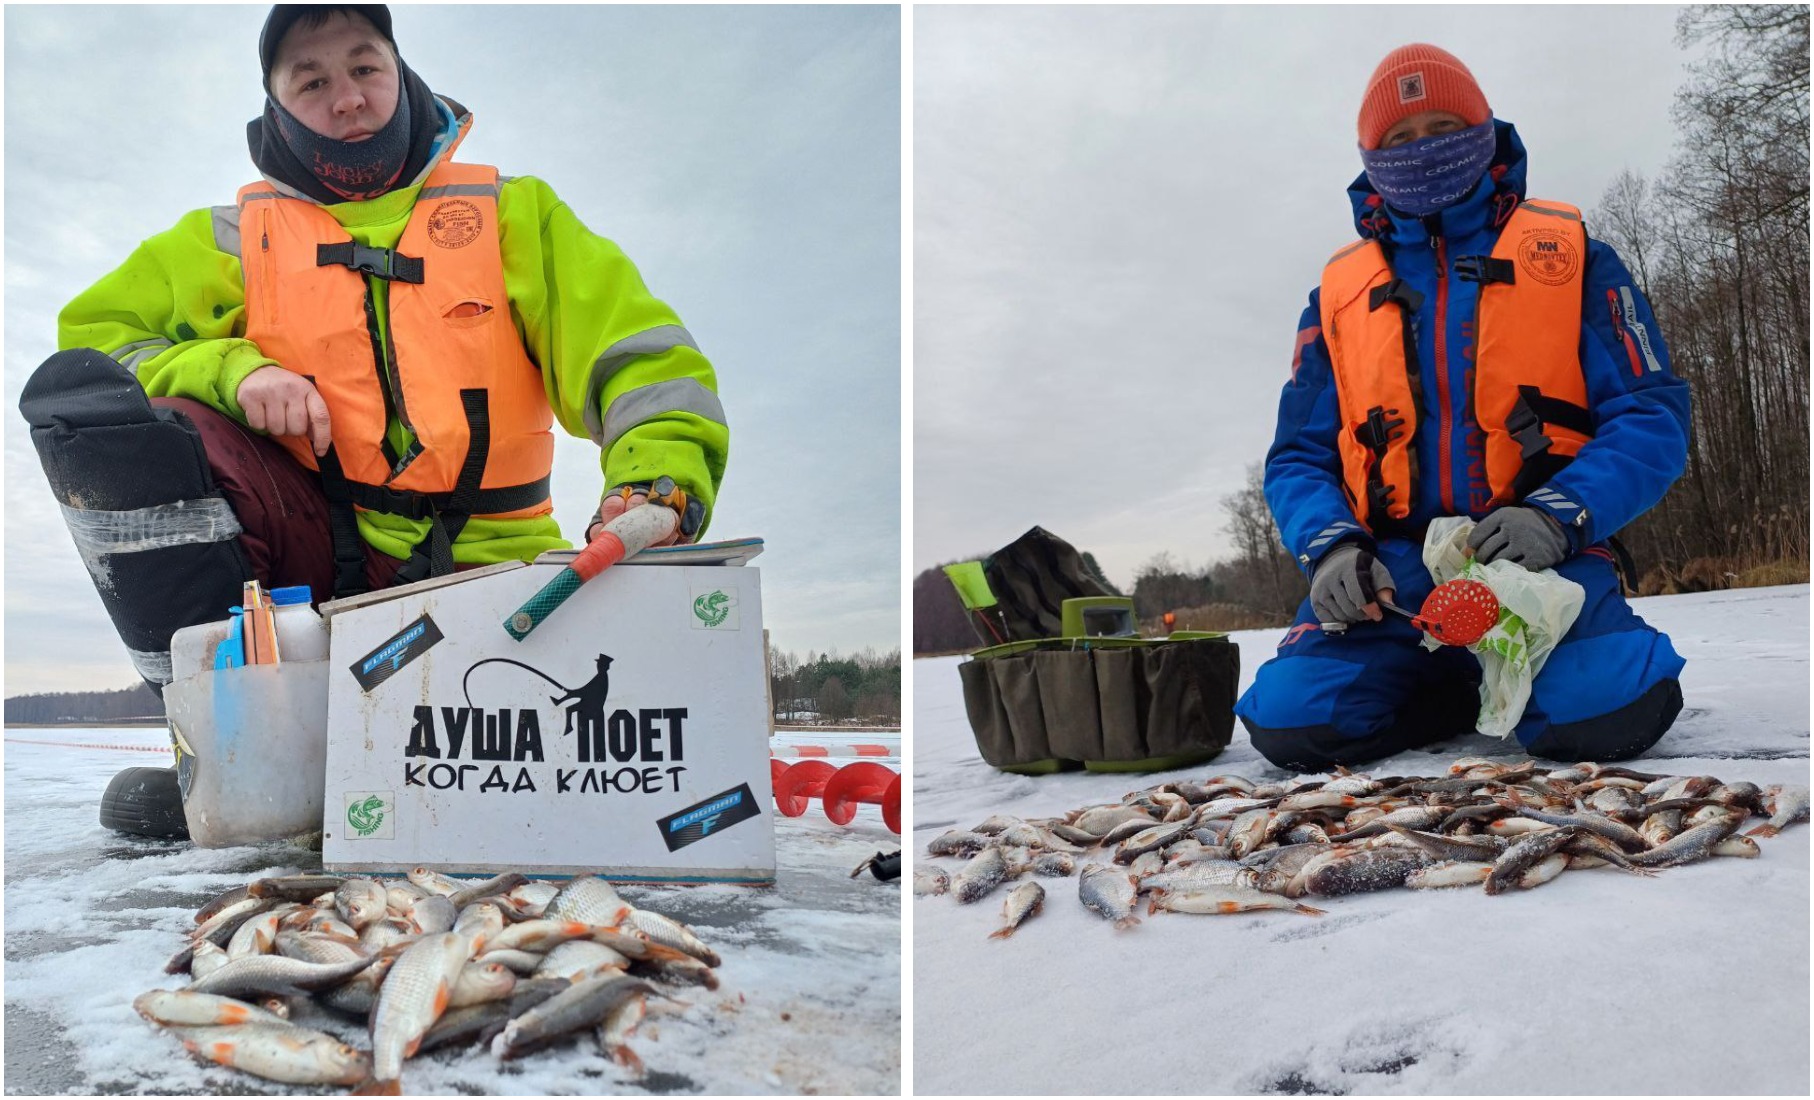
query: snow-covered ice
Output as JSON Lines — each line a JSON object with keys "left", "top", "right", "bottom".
{"left": 3, "top": 729, "right": 901, "bottom": 1095}
{"left": 912, "top": 586, "right": 1810, "bottom": 1095}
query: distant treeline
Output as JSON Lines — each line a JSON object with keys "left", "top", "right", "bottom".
{"left": 8, "top": 644, "right": 902, "bottom": 728}
{"left": 4, "top": 684, "right": 164, "bottom": 725}
{"left": 914, "top": 8, "right": 1809, "bottom": 656}
{"left": 769, "top": 647, "right": 901, "bottom": 725}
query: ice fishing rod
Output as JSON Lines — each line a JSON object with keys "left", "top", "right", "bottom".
{"left": 503, "top": 476, "right": 697, "bottom": 642}
{"left": 1322, "top": 577, "right": 1501, "bottom": 646}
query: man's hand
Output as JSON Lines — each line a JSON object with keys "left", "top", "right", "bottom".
{"left": 1467, "top": 506, "right": 1569, "bottom": 571}
{"left": 237, "top": 366, "right": 332, "bottom": 457}
{"left": 1310, "top": 542, "right": 1396, "bottom": 627}
{"left": 587, "top": 485, "right": 682, "bottom": 547}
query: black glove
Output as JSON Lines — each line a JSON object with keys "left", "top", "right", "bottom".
{"left": 1310, "top": 542, "right": 1396, "bottom": 626}
{"left": 1468, "top": 506, "right": 1569, "bottom": 571}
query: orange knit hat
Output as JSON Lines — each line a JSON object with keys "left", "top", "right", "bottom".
{"left": 1357, "top": 44, "right": 1491, "bottom": 149}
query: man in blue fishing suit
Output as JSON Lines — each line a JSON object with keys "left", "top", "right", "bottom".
{"left": 1234, "top": 44, "right": 1692, "bottom": 772}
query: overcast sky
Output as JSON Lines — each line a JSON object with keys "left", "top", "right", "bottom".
{"left": 4, "top": 4, "right": 901, "bottom": 694}
{"left": 914, "top": 4, "right": 1701, "bottom": 589}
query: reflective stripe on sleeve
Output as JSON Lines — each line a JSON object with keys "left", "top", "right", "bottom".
{"left": 596, "top": 379, "right": 727, "bottom": 452}
{"left": 581, "top": 325, "right": 703, "bottom": 443}
{"left": 111, "top": 338, "right": 176, "bottom": 373}
{"left": 1306, "top": 520, "right": 1362, "bottom": 551}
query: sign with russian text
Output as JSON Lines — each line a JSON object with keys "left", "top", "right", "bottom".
{"left": 321, "top": 554, "right": 774, "bottom": 884}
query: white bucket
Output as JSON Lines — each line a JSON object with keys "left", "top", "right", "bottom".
{"left": 164, "top": 633, "right": 330, "bottom": 848}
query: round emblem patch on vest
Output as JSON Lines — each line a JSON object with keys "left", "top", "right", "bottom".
{"left": 1516, "top": 228, "right": 1580, "bottom": 286}
{"left": 426, "top": 199, "right": 483, "bottom": 249}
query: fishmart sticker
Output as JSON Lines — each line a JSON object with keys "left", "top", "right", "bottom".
{"left": 344, "top": 791, "right": 394, "bottom": 839}
{"left": 692, "top": 587, "right": 739, "bottom": 630}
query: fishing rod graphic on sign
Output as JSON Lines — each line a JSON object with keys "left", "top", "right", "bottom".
{"left": 463, "top": 655, "right": 615, "bottom": 739}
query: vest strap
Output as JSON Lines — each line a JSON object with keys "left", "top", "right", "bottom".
{"left": 1606, "top": 534, "right": 1639, "bottom": 596}
{"left": 316, "top": 242, "right": 426, "bottom": 284}
{"left": 1357, "top": 404, "right": 1408, "bottom": 529}
{"left": 300, "top": 371, "right": 371, "bottom": 600}
{"left": 1510, "top": 386, "right": 1594, "bottom": 436}
{"left": 316, "top": 445, "right": 373, "bottom": 600}
{"left": 392, "top": 389, "right": 492, "bottom": 586}
{"left": 1367, "top": 252, "right": 1423, "bottom": 531}
{"left": 1453, "top": 256, "right": 1517, "bottom": 285}
{"left": 1504, "top": 385, "right": 1594, "bottom": 503}
{"left": 338, "top": 474, "right": 552, "bottom": 521}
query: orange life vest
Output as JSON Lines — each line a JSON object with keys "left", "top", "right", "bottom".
{"left": 1318, "top": 200, "right": 1594, "bottom": 530}
{"left": 237, "top": 160, "right": 554, "bottom": 587}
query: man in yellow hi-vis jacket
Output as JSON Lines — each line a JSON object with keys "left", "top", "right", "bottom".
{"left": 19, "top": 5, "right": 727, "bottom": 836}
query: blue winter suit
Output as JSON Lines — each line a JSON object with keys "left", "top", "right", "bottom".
{"left": 1234, "top": 121, "right": 1691, "bottom": 770}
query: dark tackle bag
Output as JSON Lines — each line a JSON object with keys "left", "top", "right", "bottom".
{"left": 20, "top": 349, "right": 253, "bottom": 693}
{"left": 983, "top": 526, "right": 1115, "bottom": 641}
{"left": 958, "top": 637, "right": 1239, "bottom": 772}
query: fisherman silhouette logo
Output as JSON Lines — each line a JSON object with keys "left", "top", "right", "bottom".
{"left": 551, "top": 655, "right": 615, "bottom": 739}
{"left": 460, "top": 654, "right": 646, "bottom": 765}
{"left": 345, "top": 792, "right": 393, "bottom": 839}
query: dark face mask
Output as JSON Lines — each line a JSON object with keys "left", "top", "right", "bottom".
{"left": 270, "top": 83, "right": 412, "bottom": 202}
{"left": 1358, "top": 118, "right": 1497, "bottom": 218}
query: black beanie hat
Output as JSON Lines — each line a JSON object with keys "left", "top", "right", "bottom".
{"left": 259, "top": 5, "right": 396, "bottom": 91}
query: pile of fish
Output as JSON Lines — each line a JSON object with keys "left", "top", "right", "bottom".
{"left": 138, "top": 868, "right": 722, "bottom": 1093}
{"left": 917, "top": 760, "right": 1810, "bottom": 938}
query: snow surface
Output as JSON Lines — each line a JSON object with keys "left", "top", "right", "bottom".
{"left": 912, "top": 586, "right": 1811, "bottom": 1095}
{"left": 3, "top": 728, "right": 901, "bottom": 1095}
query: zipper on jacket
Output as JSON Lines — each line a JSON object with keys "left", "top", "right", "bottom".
{"left": 258, "top": 211, "right": 277, "bottom": 322}
{"left": 360, "top": 284, "right": 418, "bottom": 480}
{"left": 1431, "top": 233, "right": 1455, "bottom": 515}
{"left": 1606, "top": 288, "right": 1644, "bottom": 377}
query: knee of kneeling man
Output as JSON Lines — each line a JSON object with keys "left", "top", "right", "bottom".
{"left": 1523, "top": 679, "right": 1684, "bottom": 763}
{"left": 1241, "top": 717, "right": 1343, "bottom": 774}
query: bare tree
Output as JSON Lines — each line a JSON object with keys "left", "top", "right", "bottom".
{"left": 1593, "top": 5, "right": 1809, "bottom": 585}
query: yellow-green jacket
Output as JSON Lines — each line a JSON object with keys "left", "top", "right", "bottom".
{"left": 57, "top": 101, "right": 726, "bottom": 567}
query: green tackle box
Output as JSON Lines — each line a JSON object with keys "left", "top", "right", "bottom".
{"left": 945, "top": 527, "right": 1239, "bottom": 775}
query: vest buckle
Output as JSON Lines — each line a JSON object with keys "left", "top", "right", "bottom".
{"left": 1453, "top": 256, "right": 1516, "bottom": 285}
{"left": 1368, "top": 277, "right": 1424, "bottom": 314}
{"left": 316, "top": 242, "right": 426, "bottom": 284}
{"left": 1357, "top": 405, "right": 1406, "bottom": 454}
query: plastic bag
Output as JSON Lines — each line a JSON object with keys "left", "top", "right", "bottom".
{"left": 1422, "top": 518, "right": 1586, "bottom": 738}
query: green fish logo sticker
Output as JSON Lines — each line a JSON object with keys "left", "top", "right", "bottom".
{"left": 347, "top": 795, "right": 387, "bottom": 838}
{"left": 693, "top": 590, "right": 732, "bottom": 628}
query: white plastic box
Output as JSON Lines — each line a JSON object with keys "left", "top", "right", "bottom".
{"left": 165, "top": 605, "right": 330, "bottom": 849}
{"left": 319, "top": 541, "right": 775, "bottom": 884}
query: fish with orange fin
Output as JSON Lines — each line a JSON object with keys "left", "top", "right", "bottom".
{"left": 168, "top": 1022, "right": 370, "bottom": 1086}
{"left": 1746, "top": 784, "right": 1809, "bottom": 838}
{"left": 988, "top": 882, "right": 1045, "bottom": 939}
{"left": 354, "top": 931, "right": 469, "bottom": 1095}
